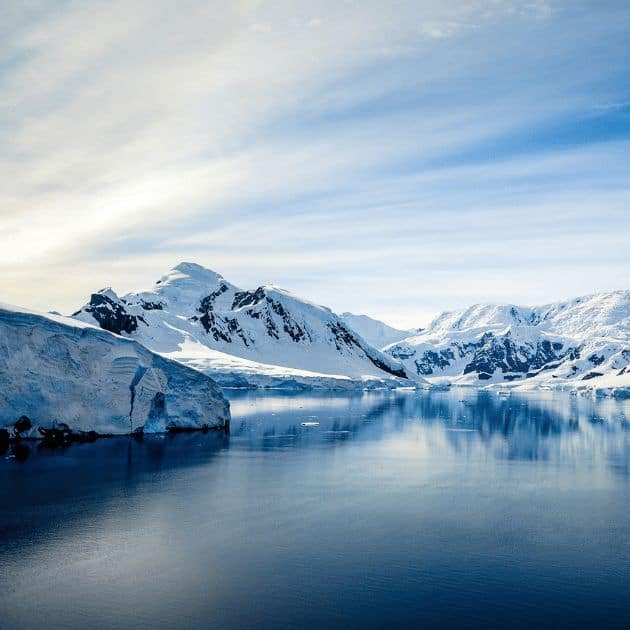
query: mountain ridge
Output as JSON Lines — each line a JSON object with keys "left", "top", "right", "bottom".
{"left": 73, "top": 262, "right": 414, "bottom": 389}
{"left": 340, "top": 312, "right": 417, "bottom": 349}
{"left": 71, "top": 262, "right": 628, "bottom": 394}
{"left": 385, "top": 290, "right": 629, "bottom": 394}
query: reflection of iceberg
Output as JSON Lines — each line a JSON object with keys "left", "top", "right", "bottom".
{"left": 0, "top": 430, "right": 230, "bottom": 542}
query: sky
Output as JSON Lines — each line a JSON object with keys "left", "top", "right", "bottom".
{"left": 1, "top": 0, "right": 629, "bottom": 328}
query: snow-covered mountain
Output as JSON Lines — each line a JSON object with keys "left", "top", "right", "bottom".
{"left": 340, "top": 312, "right": 416, "bottom": 349}
{"left": 0, "top": 303, "right": 230, "bottom": 435}
{"left": 385, "top": 291, "right": 630, "bottom": 395}
{"left": 73, "top": 263, "right": 413, "bottom": 389}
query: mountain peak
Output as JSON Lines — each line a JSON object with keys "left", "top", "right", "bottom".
{"left": 95, "top": 287, "right": 121, "bottom": 301}
{"left": 172, "top": 261, "right": 213, "bottom": 272}
{"left": 73, "top": 262, "right": 411, "bottom": 385}
{"left": 169, "top": 261, "right": 224, "bottom": 279}
{"left": 153, "top": 262, "right": 226, "bottom": 290}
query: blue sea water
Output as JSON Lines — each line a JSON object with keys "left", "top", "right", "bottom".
{"left": 1, "top": 389, "right": 629, "bottom": 629}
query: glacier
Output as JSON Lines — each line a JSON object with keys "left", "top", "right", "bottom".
{"left": 0, "top": 303, "right": 230, "bottom": 436}
{"left": 73, "top": 262, "right": 415, "bottom": 390}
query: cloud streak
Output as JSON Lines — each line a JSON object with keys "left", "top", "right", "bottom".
{"left": 0, "top": 0, "right": 629, "bottom": 327}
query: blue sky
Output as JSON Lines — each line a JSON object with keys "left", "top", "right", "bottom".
{"left": 1, "top": 0, "right": 629, "bottom": 327}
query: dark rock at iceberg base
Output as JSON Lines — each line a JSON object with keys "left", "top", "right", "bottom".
{"left": 13, "top": 416, "right": 32, "bottom": 437}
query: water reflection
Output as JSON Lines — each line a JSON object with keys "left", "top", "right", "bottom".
{"left": 2, "top": 390, "right": 628, "bottom": 470}
{"left": 6, "top": 388, "right": 628, "bottom": 542}
{"left": 227, "top": 389, "right": 629, "bottom": 468}
{"left": 0, "top": 431, "right": 230, "bottom": 540}
{"left": 2, "top": 390, "right": 630, "bottom": 630}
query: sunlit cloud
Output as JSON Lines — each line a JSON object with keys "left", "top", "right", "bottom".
{"left": 0, "top": 0, "right": 629, "bottom": 327}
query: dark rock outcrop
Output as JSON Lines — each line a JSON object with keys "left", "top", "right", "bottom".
{"left": 76, "top": 291, "right": 145, "bottom": 335}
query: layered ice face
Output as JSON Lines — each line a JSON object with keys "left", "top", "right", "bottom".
{"left": 0, "top": 303, "right": 230, "bottom": 435}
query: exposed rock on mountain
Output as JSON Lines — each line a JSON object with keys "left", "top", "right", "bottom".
{"left": 74, "top": 263, "right": 413, "bottom": 389}
{"left": 385, "top": 292, "right": 630, "bottom": 395}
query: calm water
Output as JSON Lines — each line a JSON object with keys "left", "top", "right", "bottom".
{"left": 1, "top": 389, "right": 629, "bottom": 629}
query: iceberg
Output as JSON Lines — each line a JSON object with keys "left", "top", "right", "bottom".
{"left": 0, "top": 303, "right": 230, "bottom": 436}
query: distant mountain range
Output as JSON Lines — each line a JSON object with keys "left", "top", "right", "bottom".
{"left": 3, "top": 264, "right": 626, "bottom": 441}
{"left": 384, "top": 292, "right": 629, "bottom": 394}
{"left": 70, "top": 262, "right": 628, "bottom": 395}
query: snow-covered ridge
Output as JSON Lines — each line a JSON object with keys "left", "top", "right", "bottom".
{"left": 0, "top": 303, "right": 230, "bottom": 435}
{"left": 385, "top": 291, "right": 630, "bottom": 396}
{"left": 73, "top": 262, "right": 414, "bottom": 389}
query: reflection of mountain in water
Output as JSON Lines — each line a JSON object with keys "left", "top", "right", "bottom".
{"left": 227, "top": 389, "right": 629, "bottom": 466}
{"left": 2, "top": 391, "right": 627, "bottom": 469}
{"left": 1, "top": 390, "right": 629, "bottom": 552}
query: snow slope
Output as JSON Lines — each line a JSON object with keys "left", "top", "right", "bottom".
{"left": 385, "top": 291, "right": 630, "bottom": 396}
{"left": 73, "top": 263, "right": 413, "bottom": 389}
{"left": 340, "top": 312, "right": 416, "bottom": 349}
{"left": 0, "top": 303, "right": 230, "bottom": 435}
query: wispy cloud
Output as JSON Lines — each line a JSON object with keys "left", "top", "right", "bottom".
{"left": 0, "top": 0, "right": 629, "bottom": 327}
